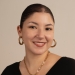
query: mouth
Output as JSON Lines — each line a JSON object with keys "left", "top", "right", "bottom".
{"left": 33, "top": 42, "right": 46, "bottom": 47}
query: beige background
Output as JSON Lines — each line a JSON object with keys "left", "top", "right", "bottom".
{"left": 0, "top": 0, "right": 75, "bottom": 74}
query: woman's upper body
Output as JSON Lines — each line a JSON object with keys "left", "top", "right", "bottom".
{"left": 1, "top": 3, "right": 75, "bottom": 75}
{"left": 1, "top": 55, "right": 75, "bottom": 75}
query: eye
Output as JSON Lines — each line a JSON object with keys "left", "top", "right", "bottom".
{"left": 29, "top": 26, "right": 37, "bottom": 29}
{"left": 45, "top": 28, "right": 52, "bottom": 31}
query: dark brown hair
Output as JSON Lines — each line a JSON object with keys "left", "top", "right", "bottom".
{"left": 20, "top": 3, "right": 55, "bottom": 29}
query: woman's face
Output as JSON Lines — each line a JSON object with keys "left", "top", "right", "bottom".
{"left": 17, "top": 12, "right": 54, "bottom": 55}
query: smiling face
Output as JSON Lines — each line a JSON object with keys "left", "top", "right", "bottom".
{"left": 17, "top": 12, "right": 54, "bottom": 55}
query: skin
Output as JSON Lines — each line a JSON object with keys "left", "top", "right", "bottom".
{"left": 17, "top": 12, "right": 54, "bottom": 54}
{"left": 17, "top": 12, "right": 61, "bottom": 75}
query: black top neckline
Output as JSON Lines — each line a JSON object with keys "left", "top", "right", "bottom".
{"left": 17, "top": 57, "right": 66, "bottom": 75}
{"left": 46, "top": 57, "right": 64, "bottom": 74}
{"left": 1, "top": 56, "right": 75, "bottom": 75}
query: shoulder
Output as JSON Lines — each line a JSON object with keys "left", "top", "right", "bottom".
{"left": 4, "top": 61, "right": 20, "bottom": 70}
{"left": 54, "top": 56, "right": 75, "bottom": 68}
{"left": 59, "top": 57, "right": 75, "bottom": 64}
{"left": 61, "top": 57, "right": 75, "bottom": 67}
{"left": 50, "top": 53, "right": 75, "bottom": 65}
{"left": 50, "top": 53, "right": 75, "bottom": 69}
{"left": 58, "top": 57, "right": 75, "bottom": 74}
{"left": 1, "top": 62, "right": 20, "bottom": 75}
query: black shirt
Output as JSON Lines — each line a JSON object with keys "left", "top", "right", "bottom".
{"left": 1, "top": 57, "right": 75, "bottom": 75}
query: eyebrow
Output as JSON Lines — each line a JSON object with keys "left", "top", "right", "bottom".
{"left": 29, "top": 22, "right": 38, "bottom": 25}
{"left": 28, "top": 21, "right": 54, "bottom": 26}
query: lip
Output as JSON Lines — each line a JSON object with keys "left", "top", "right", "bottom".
{"left": 33, "top": 42, "right": 46, "bottom": 47}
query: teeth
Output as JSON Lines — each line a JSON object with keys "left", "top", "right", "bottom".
{"left": 35, "top": 42, "right": 44, "bottom": 44}
{"left": 33, "top": 42, "right": 45, "bottom": 47}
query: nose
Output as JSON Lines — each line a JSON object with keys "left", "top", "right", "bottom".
{"left": 36, "top": 29, "right": 45, "bottom": 40}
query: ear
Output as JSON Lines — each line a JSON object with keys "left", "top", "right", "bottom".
{"left": 17, "top": 25, "right": 22, "bottom": 37}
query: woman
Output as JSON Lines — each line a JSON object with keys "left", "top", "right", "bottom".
{"left": 1, "top": 3, "right": 75, "bottom": 75}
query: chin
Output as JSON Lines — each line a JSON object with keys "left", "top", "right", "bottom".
{"left": 31, "top": 49, "right": 48, "bottom": 55}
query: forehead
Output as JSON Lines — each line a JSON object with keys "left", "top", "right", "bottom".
{"left": 24, "top": 12, "right": 54, "bottom": 25}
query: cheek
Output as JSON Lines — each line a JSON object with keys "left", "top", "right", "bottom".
{"left": 46, "top": 33, "right": 54, "bottom": 47}
{"left": 22, "top": 30, "right": 34, "bottom": 42}
{"left": 46, "top": 33, "right": 54, "bottom": 40}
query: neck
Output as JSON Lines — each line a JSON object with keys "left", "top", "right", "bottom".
{"left": 24, "top": 51, "right": 49, "bottom": 68}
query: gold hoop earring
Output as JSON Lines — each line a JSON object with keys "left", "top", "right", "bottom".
{"left": 51, "top": 39, "right": 57, "bottom": 48}
{"left": 18, "top": 37, "right": 23, "bottom": 45}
